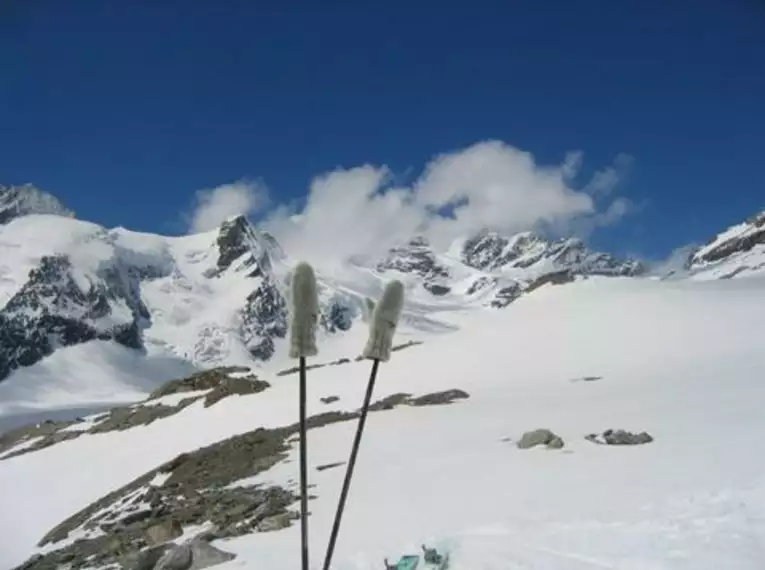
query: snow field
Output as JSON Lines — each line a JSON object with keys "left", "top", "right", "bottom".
{"left": 0, "top": 276, "right": 763, "bottom": 568}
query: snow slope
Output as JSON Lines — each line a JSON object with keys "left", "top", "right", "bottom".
{"left": 1, "top": 275, "right": 764, "bottom": 569}
{"left": 0, "top": 341, "right": 198, "bottom": 416}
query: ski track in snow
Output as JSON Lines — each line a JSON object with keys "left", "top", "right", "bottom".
{"left": 0, "top": 275, "right": 764, "bottom": 569}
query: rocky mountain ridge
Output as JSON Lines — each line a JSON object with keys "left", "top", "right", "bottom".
{"left": 685, "top": 209, "right": 765, "bottom": 279}
{"left": 0, "top": 183, "right": 761, "bottom": 385}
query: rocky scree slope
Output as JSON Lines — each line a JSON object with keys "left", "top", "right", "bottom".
{"left": 3, "top": 359, "right": 469, "bottom": 570}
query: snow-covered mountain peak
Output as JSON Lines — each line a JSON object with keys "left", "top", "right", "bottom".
{"left": 1, "top": 190, "right": 762, "bottom": 414}
{"left": 460, "top": 229, "right": 643, "bottom": 277}
{"left": 693, "top": 210, "right": 765, "bottom": 262}
{"left": 460, "top": 230, "right": 546, "bottom": 271}
{"left": 686, "top": 209, "right": 765, "bottom": 280}
{"left": 377, "top": 236, "right": 450, "bottom": 280}
{"left": 211, "top": 215, "right": 283, "bottom": 277}
{"left": 0, "top": 184, "right": 74, "bottom": 225}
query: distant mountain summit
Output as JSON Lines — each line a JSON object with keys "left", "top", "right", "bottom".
{"left": 0, "top": 184, "right": 74, "bottom": 225}
{"left": 459, "top": 230, "right": 645, "bottom": 276}
{"left": 0, "top": 182, "right": 761, "bottom": 385}
{"left": 687, "top": 210, "right": 765, "bottom": 279}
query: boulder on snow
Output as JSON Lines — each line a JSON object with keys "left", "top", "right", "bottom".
{"left": 186, "top": 538, "right": 237, "bottom": 569}
{"left": 123, "top": 545, "right": 172, "bottom": 570}
{"left": 155, "top": 543, "right": 193, "bottom": 570}
{"left": 145, "top": 518, "right": 183, "bottom": 546}
{"left": 585, "top": 429, "right": 653, "bottom": 445}
{"left": 154, "top": 539, "right": 236, "bottom": 570}
{"left": 516, "top": 429, "right": 564, "bottom": 450}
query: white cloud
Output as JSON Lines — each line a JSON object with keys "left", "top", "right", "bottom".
{"left": 187, "top": 181, "right": 268, "bottom": 233}
{"left": 264, "top": 165, "right": 426, "bottom": 266}
{"left": 181, "top": 142, "right": 634, "bottom": 266}
{"left": 595, "top": 196, "right": 634, "bottom": 227}
{"left": 411, "top": 141, "right": 595, "bottom": 246}
{"left": 584, "top": 153, "right": 634, "bottom": 197}
{"left": 561, "top": 150, "right": 584, "bottom": 181}
{"left": 263, "top": 141, "right": 633, "bottom": 266}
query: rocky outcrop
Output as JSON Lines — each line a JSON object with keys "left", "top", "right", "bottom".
{"left": 586, "top": 429, "right": 653, "bottom": 445}
{"left": 240, "top": 276, "right": 288, "bottom": 361}
{"left": 462, "top": 232, "right": 546, "bottom": 271}
{"left": 376, "top": 229, "right": 641, "bottom": 307}
{"left": 16, "top": 386, "right": 469, "bottom": 570}
{"left": 408, "top": 389, "right": 470, "bottom": 406}
{"left": 149, "top": 538, "right": 237, "bottom": 570}
{"left": 0, "top": 368, "right": 268, "bottom": 460}
{"left": 377, "top": 237, "right": 452, "bottom": 295}
{"left": 213, "top": 215, "right": 281, "bottom": 276}
{"left": 690, "top": 210, "right": 765, "bottom": 266}
{"left": 214, "top": 218, "right": 362, "bottom": 362}
{"left": 0, "top": 255, "right": 151, "bottom": 381}
{"left": 424, "top": 283, "right": 451, "bottom": 296}
{"left": 462, "top": 231, "right": 644, "bottom": 276}
{"left": 319, "top": 295, "right": 356, "bottom": 333}
{"left": 516, "top": 429, "right": 565, "bottom": 450}
{"left": 378, "top": 237, "right": 449, "bottom": 279}
{"left": 490, "top": 283, "right": 522, "bottom": 308}
{"left": 149, "top": 366, "right": 269, "bottom": 407}
{"left": 466, "top": 276, "right": 497, "bottom": 296}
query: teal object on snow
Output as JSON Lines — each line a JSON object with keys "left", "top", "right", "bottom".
{"left": 396, "top": 555, "right": 420, "bottom": 570}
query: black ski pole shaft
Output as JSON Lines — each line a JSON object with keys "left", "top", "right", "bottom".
{"left": 322, "top": 358, "right": 381, "bottom": 570}
{"left": 299, "top": 356, "right": 310, "bottom": 570}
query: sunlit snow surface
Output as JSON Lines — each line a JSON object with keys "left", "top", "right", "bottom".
{"left": 1, "top": 276, "right": 764, "bottom": 569}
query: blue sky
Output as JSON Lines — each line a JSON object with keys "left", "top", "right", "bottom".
{"left": 1, "top": 0, "right": 763, "bottom": 260}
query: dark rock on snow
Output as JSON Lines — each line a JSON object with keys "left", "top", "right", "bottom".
{"left": 586, "top": 429, "right": 654, "bottom": 446}
{"left": 0, "top": 255, "right": 151, "bottom": 382}
{"left": 516, "top": 429, "right": 565, "bottom": 450}
{"left": 0, "top": 368, "right": 270, "bottom": 461}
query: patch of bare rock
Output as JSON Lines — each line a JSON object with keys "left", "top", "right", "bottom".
{"left": 0, "top": 367, "right": 269, "bottom": 461}
{"left": 12, "top": 386, "right": 469, "bottom": 570}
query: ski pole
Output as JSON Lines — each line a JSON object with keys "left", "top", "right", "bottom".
{"left": 289, "top": 262, "right": 319, "bottom": 570}
{"left": 322, "top": 280, "right": 404, "bottom": 570}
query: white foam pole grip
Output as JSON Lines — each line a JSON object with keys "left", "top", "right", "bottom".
{"left": 362, "top": 280, "right": 404, "bottom": 362}
{"left": 289, "top": 262, "right": 319, "bottom": 358}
